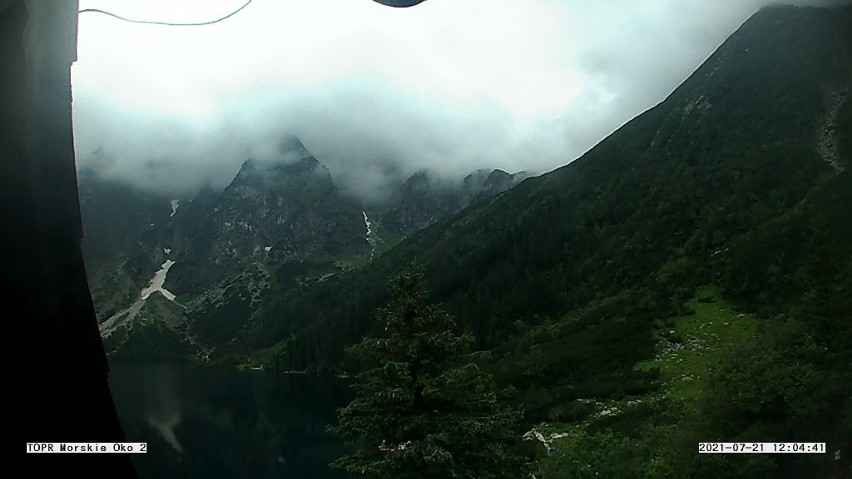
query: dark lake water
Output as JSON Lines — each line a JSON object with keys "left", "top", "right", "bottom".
{"left": 108, "top": 362, "right": 351, "bottom": 479}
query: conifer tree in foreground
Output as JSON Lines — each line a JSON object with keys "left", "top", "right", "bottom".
{"left": 330, "top": 267, "right": 527, "bottom": 479}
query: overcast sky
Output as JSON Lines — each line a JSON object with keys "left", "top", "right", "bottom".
{"left": 71, "top": 0, "right": 836, "bottom": 199}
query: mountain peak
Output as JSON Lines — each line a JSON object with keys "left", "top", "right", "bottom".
{"left": 278, "top": 136, "right": 312, "bottom": 161}
{"left": 230, "top": 140, "right": 332, "bottom": 191}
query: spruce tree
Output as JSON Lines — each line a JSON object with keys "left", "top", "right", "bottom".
{"left": 330, "top": 267, "right": 527, "bottom": 479}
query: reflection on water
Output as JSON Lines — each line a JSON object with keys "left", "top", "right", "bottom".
{"left": 108, "top": 363, "right": 351, "bottom": 479}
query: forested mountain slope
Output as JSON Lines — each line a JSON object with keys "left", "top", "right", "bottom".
{"left": 222, "top": 6, "right": 851, "bottom": 477}
{"left": 240, "top": 5, "right": 849, "bottom": 365}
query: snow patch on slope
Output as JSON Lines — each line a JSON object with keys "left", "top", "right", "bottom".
{"left": 362, "top": 211, "right": 374, "bottom": 240}
{"left": 363, "top": 210, "right": 378, "bottom": 260}
{"left": 99, "top": 259, "right": 179, "bottom": 337}
{"left": 141, "top": 260, "right": 177, "bottom": 301}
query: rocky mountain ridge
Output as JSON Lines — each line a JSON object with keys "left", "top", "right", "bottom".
{"left": 79, "top": 138, "right": 528, "bottom": 358}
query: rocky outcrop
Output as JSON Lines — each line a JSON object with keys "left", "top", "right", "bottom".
{"left": 817, "top": 85, "right": 849, "bottom": 173}
{"left": 165, "top": 139, "right": 369, "bottom": 295}
{"left": 380, "top": 168, "right": 528, "bottom": 237}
